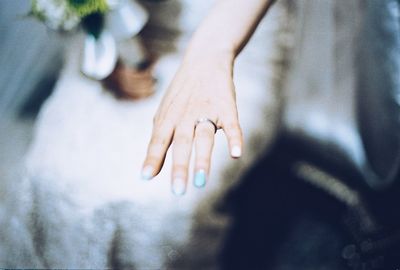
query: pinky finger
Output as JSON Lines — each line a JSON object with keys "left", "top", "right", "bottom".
{"left": 223, "top": 122, "right": 243, "bottom": 158}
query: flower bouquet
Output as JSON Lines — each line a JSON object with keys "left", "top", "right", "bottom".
{"left": 31, "top": 0, "right": 156, "bottom": 99}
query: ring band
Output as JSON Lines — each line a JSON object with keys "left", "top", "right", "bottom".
{"left": 195, "top": 118, "right": 218, "bottom": 133}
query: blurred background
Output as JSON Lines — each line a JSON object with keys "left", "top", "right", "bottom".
{"left": 0, "top": 0, "right": 399, "bottom": 269}
{"left": 0, "top": 0, "right": 62, "bottom": 193}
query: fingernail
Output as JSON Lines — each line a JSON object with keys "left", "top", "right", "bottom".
{"left": 194, "top": 170, "right": 207, "bottom": 188}
{"left": 141, "top": 165, "right": 154, "bottom": 180}
{"left": 172, "top": 178, "right": 186, "bottom": 196}
{"left": 231, "top": 146, "right": 242, "bottom": 158}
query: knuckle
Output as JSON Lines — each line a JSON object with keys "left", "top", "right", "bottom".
{"left": 147, "top": 146, "right": 165, "bottom": 157}
{"left": 196, "top": 157, "right": 210, "bottom": 168}
{"left": 152, "top": 112, "right": 164, "bottom": 125}
{"left": 152, "top": 113, "right": 174, "bottom": 129}
{"left": 227, "top": 129, "right": 242, "bottom": 139}
{"left": 174, "top": 134, "right": 192, "bottom": 145}
{"left": 224, "top": 123, "right": 242, "bottom": 137}
{"left": 176, "top": 122, "right": 193, "bottom": 131}
{"left": 196, "top": 128, "right": 213, "bottom": 137}
{"left": 150, "top": 135, "right": 170, "bottom": 146}
{"left": 152, "top": 114, "right": 158, "bottom": 124}
{"left": 145, "top": 155, "right": 161, "bottom": 164}
{"left": 173, "top": 164, "right": 188, "bottom": 173}
{"left": 224, "top": 122, "right": 241, "bottom": 131}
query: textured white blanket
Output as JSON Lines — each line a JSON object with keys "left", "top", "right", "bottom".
{"left": 1, "top": 1, "right": 288, "bottom": 268}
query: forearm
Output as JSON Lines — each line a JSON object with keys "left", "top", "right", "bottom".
{"left": 144, "top": 0, "right": 274, "bottom": 190}
{"left": 185, "top": 0, "right": 275, "bottom": 60}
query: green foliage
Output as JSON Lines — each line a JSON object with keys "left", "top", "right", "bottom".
{"left": 30, "top": 0, "right": 110, "bottom": 32}
{"left": 30, "top": 0, "right": 47, "bottom": 22}
{"left": 67, "top": 0, "right": 109, "bottom": 17}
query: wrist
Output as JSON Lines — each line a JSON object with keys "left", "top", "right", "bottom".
{"left": 182, "top": 42, "right": 235, "bottom": 71}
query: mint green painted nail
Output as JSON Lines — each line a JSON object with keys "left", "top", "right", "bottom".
{"left": 194, "top": 170, "right": 207, "bottom": 188}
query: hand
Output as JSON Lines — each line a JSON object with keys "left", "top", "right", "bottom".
{"left": 141, "top": 51, "right": 243, "bottom": 195}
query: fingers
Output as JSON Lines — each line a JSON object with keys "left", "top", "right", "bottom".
{"left": 171, "top": 123, "right": 194, "bottom": 196}
{"left": 193, "top": 121, "right": 215, "bottom": 188}
{"left": 141, "top": 124, "right": 173, "bottom": 180}
{"left": 142, "top": 110, "right": 242, "bottom": 196}
{"left": 222, "top": 117, "right": 243, "bottom": 159}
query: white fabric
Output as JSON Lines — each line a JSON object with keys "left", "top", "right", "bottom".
{"left": 5, "top": 1, "right": 287, "bottom": 268}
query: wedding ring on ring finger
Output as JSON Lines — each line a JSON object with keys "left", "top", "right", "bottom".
{"left": 195, "top": 118, "right": 218, "bottom": 133}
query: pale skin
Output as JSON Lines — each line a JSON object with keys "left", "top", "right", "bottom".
{"left": 142, "top": 0, "right": 276, "bottom": 195}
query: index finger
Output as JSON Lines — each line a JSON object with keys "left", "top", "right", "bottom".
{"left": 141, "top": 123, "right": 174, "bottom": 180}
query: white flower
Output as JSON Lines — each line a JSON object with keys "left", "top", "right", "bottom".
{"left": 106, "top": 0, "right": 125, "bottom": 9}
{"left": 32, "top": 0, "right": 80, "bottom": 31}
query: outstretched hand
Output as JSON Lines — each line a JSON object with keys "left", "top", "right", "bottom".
{"left": 141, "top": 52, "right": 243, "bottom": 195}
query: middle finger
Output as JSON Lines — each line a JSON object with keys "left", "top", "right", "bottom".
{"left": 171, "top": 122, "right": 194, "bottom": 195}
{"left": 193, "top": 121, "right": 215, "bottom": 188}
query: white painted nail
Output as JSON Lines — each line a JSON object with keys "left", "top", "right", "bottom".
{"left": 172, "top": 178, "right": 186, "bottom": 196}
{"left": 141, "top": 165, "right": 154, "bottom": 180}
{"left": 231, "top": 146, "right": 242, "bottom": 158}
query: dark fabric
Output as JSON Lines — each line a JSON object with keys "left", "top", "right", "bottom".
{"left": 220, "top": 142, "right": 400, "bottom": 269}
{"left": 357, "top": 0, "right": 400, "bottom": 187}
{"left": 281, "top": 0, "right": 400, "bottom": 190}
{"left": 221, "top": 0, "right": 400, "bottom": 269}
{"left": 220, "top": 147, "right": 349, "bottom": 270}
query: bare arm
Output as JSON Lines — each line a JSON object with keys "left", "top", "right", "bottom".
{"left": 187, "top": 0, "right": 274, "bottom": 57}
{"left": 142, "top": 0, "right": 275, "bottom": 195}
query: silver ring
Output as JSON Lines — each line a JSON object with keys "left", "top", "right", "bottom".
{"left": 195, "top": 118, "right": 218, "bottom": 133}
